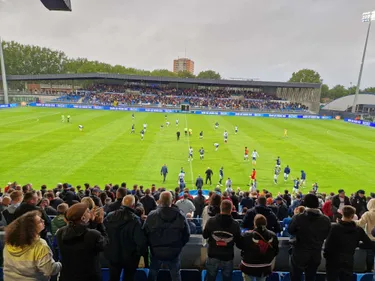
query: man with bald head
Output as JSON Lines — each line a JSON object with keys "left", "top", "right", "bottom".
{"left": 104, "top": 195, "right": 147, "bottom": 281}
{"left": 143, "top": 191, "right": 190, "bottom": 281}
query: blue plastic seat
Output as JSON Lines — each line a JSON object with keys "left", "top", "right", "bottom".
{"left": 355, "top": 273, "right": 374, "bottom": 281}
{"left": 201, "top": 270, "right": 242, "bottom": 281}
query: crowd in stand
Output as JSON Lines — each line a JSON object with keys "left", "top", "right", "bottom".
{"left": 27, "top": 84, "right": 308, "bottom": 111}
{"left": 1, "top": 181, "right": 373, "bottom": 281}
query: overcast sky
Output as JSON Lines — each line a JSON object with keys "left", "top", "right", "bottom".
{"left": 0, "top": 0, "right": 374, "bottom": 87}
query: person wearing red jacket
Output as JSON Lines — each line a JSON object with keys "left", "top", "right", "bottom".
{"left": 322, "top": 199, "right": 334, "bottom": 221}
{"left": 249, "top": 169, "right": 256, "bottom": 185}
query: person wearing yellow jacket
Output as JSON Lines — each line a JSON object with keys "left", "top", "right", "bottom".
{"left": 3, "top": 210, "right": 62, "bottom": 281}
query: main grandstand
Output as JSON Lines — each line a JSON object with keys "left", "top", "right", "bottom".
{"left": 0, "top": 73, "right": 321, "bottom": 113}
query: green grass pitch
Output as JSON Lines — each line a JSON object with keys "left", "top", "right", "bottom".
{"left": 0, "top": 107, "right": 374, "bottom": 195}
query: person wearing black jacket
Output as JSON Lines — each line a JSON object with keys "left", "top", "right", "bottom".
{"left": 275, "top": 197, "right": 288, "bottom": 221}
{"left": 242, "top": 196, "right": 281, "bottom": 233}
{"left": 56, "top": 203, "right": 108, "bottom": 281}
{"left": 140, "top": 189, "right": 157, "bottom": 215}
{"left": 240, "top": 192, "right": 254, "bottom": 210}
{"left": 193, "top": 189, "right": 206, "bottom": 218}
{"left": 106, "top": 187, "right": 127, "bottom": 213}
{"left": 91, "top": 188, "right": 103, "bottom": 207}
{"left": 203, "top": 200, "right": 241, "bottom": 281}
{"left": 14, "top": 191, "right": 51, "bottom": 240}
{"left": 195, "top": 175, "right": 204, "bottom": 189}
{"left": 240, "top": 214, "right": 279, "bottom": 281}
{"left": 104, "top": 195, "right": 147, "bottom": 281}
{"left": 230, "top": 192, "right": 240, "bottom": 212}
{"left": 288, "top": 194, "right": 331, "bottom": 281}
{"left": 324, "top": 205, "right": 375, "bottom": 281}
{"left": 331, "top": 189, "right": 350, "bottom": 219}
{"left": 143, "top": 191, "right": 190, "bottom": 281}
{"left": 205, "top": 167, "right": 214, "bottom": 185}
{"left": 350, "top": 190, "right": 367, "bottom": 218}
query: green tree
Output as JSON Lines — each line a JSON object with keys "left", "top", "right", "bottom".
{"left": 151, "top": 69, "right": 177, "bottom": 77}
{"left": 197, "top": 70, "right": 221, "bottom": 80}
{"left": 328, "top": 85, "right": 348, "bottom": 100}
{"left": 320, "top": 84, "right": 330, "bottom": 99}
{"left": 363, "top": 87, "right": 375, "bottom": 94}
{"left": 177, "top": 71, "right": 196, "bottom": 78}
{"left": 347, "top": 86, "right": 357, "bottom": 95}
{"left": 289, "top": 69, "right": 321, "bottom": 83}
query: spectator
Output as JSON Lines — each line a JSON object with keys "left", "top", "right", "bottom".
{"left": 186, "top": 212, "right": 197, "bottom": 234}
{"left": 290, "top": 194, "right": 302, "bottom": 212}
{"left": 325, "top": 205, "right": 375, "bottom": 281}
{"left": 39, "top": 198, "right": 58, "bottom": 216}
{"left": 4, "top": 211, "right": 61, "bottom": 280}
{"left": 282, "top": 206, "right": 305, "bottom": 237}
{"left": 240, "top": 192, "right": 254, "bottom": 210}
{"left": 107, "top": 187, "right": 127, "bottom": 213}
{"left": 1, "top": 190, "right": 23, "bottom": 226}
{"left": 322, "top": 197, "right": 334, "bottom": 221}
{"left": 0, "top": 196, "right": 11, "bottom": 211}
{"left": 46, "top": 192, "right": 63, "bottom": 210}
{"left": 81, "top": 197, "right": 106, "bottom": 232}
{"left": 51, "top": 203, "right": 69, "bottom": 236}
{"left": 196, "top": 175, "right": 204, "bottom": 189}
{"left": 99, "top": 192, "right": 108, "bottom": 206}
{"left": 351, "top": 190, "right": 367, "bottom": 218}
{"left": 56, "top": 203, "right": 108, "bottom": 281}
{"left": 240, "top": 214, "right": 279, "bottom": 281}
{"left": 104, "top": 195, "right": 147, "bottom": 281}
{"left": 202, "top": 193, "right": 222, "bottom": 230}
{"left": 176, "top": 193, "right": 196, "bottom": 215}
{"left": 140, "top": 188, "right": 157, "bottom": 215}
{"left": 275, "top": 196, "right": 288, "bottom": 221}
{"left": 104, "top": 197, "right": 112, "bottom": 214}
{"left": 288, "top": 194, "right": 331, "bottom": 281}
{"left": 193, "top": 189, "right": 206, "bottom": 218}
{"left": 356, "top": 198, "right": 375, "bottom": 271}
{"left": 14, "top": 191, "right": 51, "bottom": 239}
{"left": 242, "top": 196, "right": 281, "bottom": 233}
{"left": 91, "top": 187, "right": 103, "bottom": 207}
{"left": 104, "top": 184, "right": 115, "bottom": 201}
{"left": 230, "top": 191, "right": 240, "bottom": 212}
{"left": 203, "top": 200, "right": 241, "bottom": 281}
{"left": 332, "top": 189, "right": 350, "bottom": 220}
{"left": 143, "top": 191, "right": 190, "bottom": 281}
{"left": 283, "top": 190, "right": 292, "bottom": 207}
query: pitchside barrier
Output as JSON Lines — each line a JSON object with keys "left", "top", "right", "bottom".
{"left": 344, "top": 118, "right": 375, "bottom": 128}
{"left": 20, "top": 102, "right": 332, "bottom": 120}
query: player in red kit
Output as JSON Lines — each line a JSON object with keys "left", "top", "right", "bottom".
{"left": 250, "top": 168, "right": 256, "bottom": 184}
{"left": 244, "top": 147, "right": 249, "bottom": 161}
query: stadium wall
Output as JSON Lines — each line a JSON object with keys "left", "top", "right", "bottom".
{"left": 27, "top": 102, "right": 332, "bottom": 119}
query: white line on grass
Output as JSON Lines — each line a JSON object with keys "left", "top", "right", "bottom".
{"left": 184, "top": 113, "right": 194, "bottom": 187}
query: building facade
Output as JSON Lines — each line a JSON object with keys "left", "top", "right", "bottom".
{"left": 173, "top": 58, "right": 194, "bottom": 74}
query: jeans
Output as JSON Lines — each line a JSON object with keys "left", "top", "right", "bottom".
{"left": 242, "top": 274, "right": 267, "bottom": 281}
{"left": 109, "top": 258, "right": 140, "bottom": 281}
{"left": 205, "top": 257, "right": 233, "bottom": 281}
{"left": 148, "top": 255, "right": 181, "bottom": 281}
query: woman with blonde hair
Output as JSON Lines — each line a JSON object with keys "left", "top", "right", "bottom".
{"left": 4, "top": 210, "right": 61, "bottom": 280}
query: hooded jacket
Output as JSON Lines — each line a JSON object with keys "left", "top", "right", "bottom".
{"left": 288, "top": 208, "right": 331, "bottom": 252}
{"left": 324, "top": 220, "right": 374, "bottom": 268}
{"left": 240, "top": 227, "right": 279, "bottom": 277}
{"left": 56, "top": 223, "right": 108, "bottom": 281}
{"left": 242, "top": 205, "right": 281, "bottom": 233}
{"left": 51, "top": 214, "right": 67, "bottom": 236}
{"left": 1, "top": 203, "right": 21, "bottom": 226}
{"left": 4, "top": 238, "right": 61, "bottom": 281}
{"left": 143, "top": 205, "right": 190, "bottom": 260}
{"left": 104, "top": 206, "right": 147, "bottom": 263}
{"left": 356, "top": 198, "right": 375, "bottom": 240}
{"left": 203, "top": 214, "right": 241, "bottom": 261}
{"left": 140, "top": 195, "right": 157, "bottom": 215}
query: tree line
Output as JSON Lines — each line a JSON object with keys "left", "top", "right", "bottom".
{"left": 289, "top": 69, "right": 375, "bottom": 101}
{"left": 1, "top": 41, "right": 374, "bottom": 101}
{"left": 0, "top": 41, "right": 221, "bottom": 80}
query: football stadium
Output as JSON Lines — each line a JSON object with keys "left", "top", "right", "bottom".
{"left": 0, "top": 1, "right": 375, "bottom": 281}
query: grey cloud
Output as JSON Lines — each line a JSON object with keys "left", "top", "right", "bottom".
{"left": 0, "top": 0, "right": 374, "bottom": 87}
